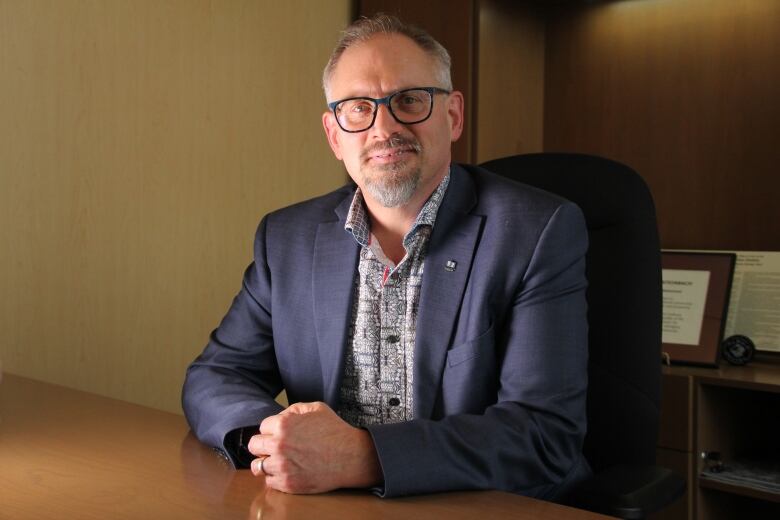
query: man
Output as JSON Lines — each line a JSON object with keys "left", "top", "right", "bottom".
{"left": 182, "top": 14, "right": 590, "bottom": 499}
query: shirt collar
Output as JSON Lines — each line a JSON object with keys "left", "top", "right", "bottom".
{"left": 345, "top": 169, "right": 451, "bottom": 247}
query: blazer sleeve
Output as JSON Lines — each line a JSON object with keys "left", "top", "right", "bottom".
{"left": 366, "top": 202, "right": 590, "bottom": 499}
{"left": 181, "top": 217, "right": 285, "bottom": 466}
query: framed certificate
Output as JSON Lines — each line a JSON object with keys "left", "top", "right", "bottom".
{"left": 661, "top": 252, "right": 736, "bottom": 366}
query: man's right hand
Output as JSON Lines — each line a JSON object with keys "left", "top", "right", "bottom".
{"left": 247, "top": 402, "right": 382, "bottom": 494}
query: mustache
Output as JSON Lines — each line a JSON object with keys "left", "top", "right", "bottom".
{"left": 361, "top": 135, "right": 422, "bottom": 159}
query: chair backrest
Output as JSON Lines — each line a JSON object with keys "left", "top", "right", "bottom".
{"left": 479, "top": 153, "right": 662, "bottom": 473}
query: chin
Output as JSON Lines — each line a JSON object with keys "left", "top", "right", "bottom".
{"left": 364, "top": 167, "right": 421, "bottom": 208}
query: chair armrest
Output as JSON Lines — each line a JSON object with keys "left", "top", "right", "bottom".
{"left": 570, "top": 464, "right": 686, "bottom": 519}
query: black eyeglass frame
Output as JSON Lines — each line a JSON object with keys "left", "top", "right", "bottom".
{"left": 327, "top": 87, "right": 451, "bottom": 133}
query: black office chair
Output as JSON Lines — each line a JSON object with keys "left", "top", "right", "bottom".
{"left": 479, "top": 153, "right": 685, "bottom": 519}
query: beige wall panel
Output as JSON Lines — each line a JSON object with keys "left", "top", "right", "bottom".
{"left": 0, "top": 0, "right": 352, "bottom": 413}
{"left": 476, "top": 0, "right": 545, "bottom": 163}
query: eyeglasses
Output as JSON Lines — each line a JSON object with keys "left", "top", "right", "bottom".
{"left": 327, "top": 87, "right": 450, "bottom": 133}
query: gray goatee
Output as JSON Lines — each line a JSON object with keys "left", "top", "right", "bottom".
{"left": 361, "top": 135, "right": 422, "bottom": 208}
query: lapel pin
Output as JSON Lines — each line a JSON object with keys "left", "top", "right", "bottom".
{"left": 445, "top": 260, "right": 457, "bottom": 272}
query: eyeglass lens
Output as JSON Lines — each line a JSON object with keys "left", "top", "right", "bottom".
{"left": 335, "top": 89, "right": 433, "bottom": 132}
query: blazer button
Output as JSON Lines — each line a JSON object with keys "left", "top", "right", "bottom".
{"left": 388, "top": 397, "right": 401, "bottom": 406}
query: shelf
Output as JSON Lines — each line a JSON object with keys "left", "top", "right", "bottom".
{"left": 662, "top": 360, "right": 780, "bottom": 519}
{"left": 663, "top": 358, "right": 780, "bottom": 393}
{"left": 699, "top": 475, "right": 780, "bottom": 504}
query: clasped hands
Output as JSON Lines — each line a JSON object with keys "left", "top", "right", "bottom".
{"left": 247, "top": 401, "right": 382, "bottom": 494}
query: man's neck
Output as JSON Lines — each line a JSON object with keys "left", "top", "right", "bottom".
{"left": 361, "top": 169, "right": 447, "bottom": 265}
{"left": 362, "top": 197, "right": 420, "bottom": 266}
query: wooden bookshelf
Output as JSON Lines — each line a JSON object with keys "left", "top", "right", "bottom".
{"left": 660, "top": 359, "right": 780, "bottom": 519}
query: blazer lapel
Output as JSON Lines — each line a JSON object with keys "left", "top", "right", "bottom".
{"left": 414, "top": 166, "right": 483, "bottom": 419}
{"left": 312, "top": 192, "right": 359, "bottom": 408}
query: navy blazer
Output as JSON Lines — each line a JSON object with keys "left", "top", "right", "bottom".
{"left": 182, "top": 163, "right": 590, "bottom": 499}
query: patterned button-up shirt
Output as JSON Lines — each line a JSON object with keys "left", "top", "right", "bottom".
{"left": 338, "top": 174, "right": 450, "bottom": 428}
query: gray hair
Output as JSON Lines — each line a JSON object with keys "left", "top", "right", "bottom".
{"left": 322, "top": 13, "right": 453, "bottom": 101}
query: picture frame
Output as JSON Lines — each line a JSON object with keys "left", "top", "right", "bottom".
{"left": 661, "top": 251, "right": 736, "bottom": 366}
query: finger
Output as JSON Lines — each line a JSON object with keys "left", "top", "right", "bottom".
{"left": 259, "top": 413, "right": 281, "bottom": 435}
{"left": 247, "top": 433, "right": 274, "bottom": 457}
{"left": 252, "top": 455, "right": 284, "bottom": 477}
{"left": 251, "top": 456, "right": 269, "bottom": 477}
{"left": 280, "top": 401, "right": 325, "bottom": 415}
{"left": 261, "top": 458, "right": 306, "bottom": 494}
{"left": 264, "top": 470, "right": 314, "bottom": 495}
{"left": 261, "top": 410, "right": 301, "bottom": 435}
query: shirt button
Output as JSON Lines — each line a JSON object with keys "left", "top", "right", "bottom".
{"left": 388, "top": 397, "right": 401, "bottom": 406}
{"left": 386, "top": 335, "right": 400, "bottom": 343}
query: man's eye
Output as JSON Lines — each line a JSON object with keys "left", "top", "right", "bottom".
{"left": 400, "top": 95, "right": 422, "bottom": 105}
{"left": 350, "top": 102, "right": 373, "bottom": 113}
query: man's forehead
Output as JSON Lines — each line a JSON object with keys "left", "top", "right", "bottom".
{"left": 345, "top": 32, "right": 421, "bottom": 54}
{"left": 329, "top": 34, "right": 438, "bottom": 99}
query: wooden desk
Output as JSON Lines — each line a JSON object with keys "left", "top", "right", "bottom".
{"left": 0, "top": 374, "right": 610, "bottom": 520}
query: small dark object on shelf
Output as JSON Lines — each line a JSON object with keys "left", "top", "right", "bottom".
{"left": 721, "top": 335, "right": 755, "bottom": 366}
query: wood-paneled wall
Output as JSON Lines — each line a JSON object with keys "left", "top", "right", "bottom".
{"left": 476, "top": 0, "right": 546, "bottom": 162}
{"left": 0, "top": 0, "right": 351, "bottom": 413}
{"left": 359, "top": 0, "right": 780, "bottom": 251}
{"left": 543, "top": 0, "right": 780, "bottom": 250}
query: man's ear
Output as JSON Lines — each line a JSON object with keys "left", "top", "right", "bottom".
{"left": 446, "top": 91, "right": 465, "bottom": 143}
{"left": 322, "top": 111, "right": 343, "bottom": 160}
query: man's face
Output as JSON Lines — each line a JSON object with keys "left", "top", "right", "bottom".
{"left": 322, "top": 33, "right": 463, "bottom": 208}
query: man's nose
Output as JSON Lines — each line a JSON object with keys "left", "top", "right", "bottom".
{"left": 370, "top": 104, "right": 404, "bottom": 137}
